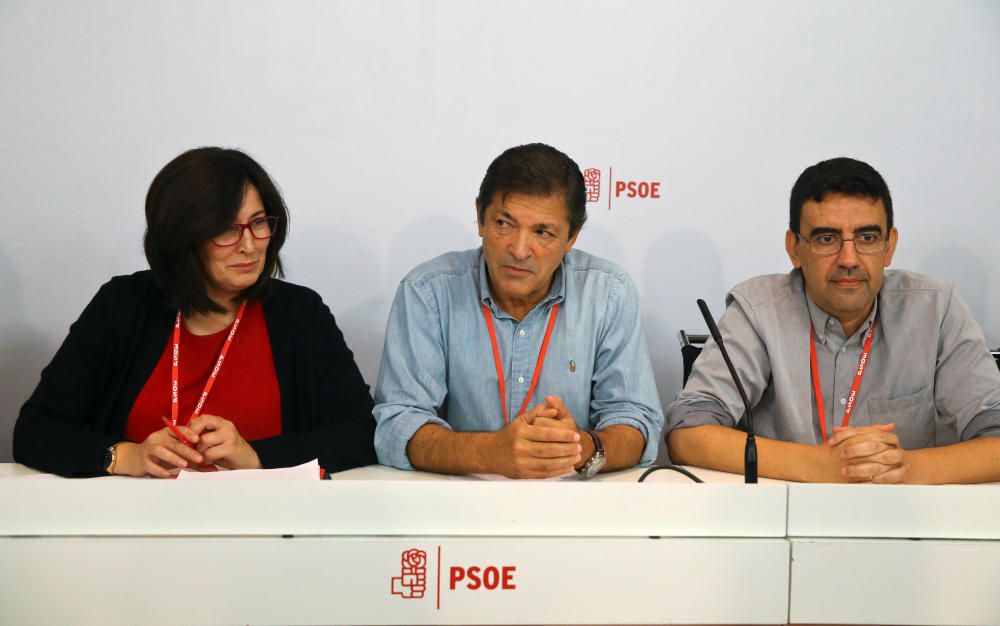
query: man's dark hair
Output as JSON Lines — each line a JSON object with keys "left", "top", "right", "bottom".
{"left": 790, "top": 157, "right": 893, "bottom": 233}
{"left": 475, "top": 143, "right": 587, "bottom": 236}
{"left": 144, "top": 147, "right": 288, "bottom": 315}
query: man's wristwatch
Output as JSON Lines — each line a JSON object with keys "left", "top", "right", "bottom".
{"left": 576, "top": 430, "right": 606, "bottom": 478}
{"left": 101, "top": 443, "right": 121, "bottom": 475}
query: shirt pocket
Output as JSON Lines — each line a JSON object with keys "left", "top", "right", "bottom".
{"left": 867, "top": 385, "right": 935, "bottom": 449}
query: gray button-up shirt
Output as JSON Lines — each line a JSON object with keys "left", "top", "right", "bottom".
{"left": 374, "top": 248, "right": 664, "bottom": 470}
{"left": 666, "top": 269, "right": 1000, "bottom": 448}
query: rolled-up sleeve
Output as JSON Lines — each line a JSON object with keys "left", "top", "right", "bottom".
{"left": 934, "top": 289, "right": 1000, "bottom": 440}
{"left": 373, "top": 279, "right": 453, "bottom": 469}
{"left": 590, "top": 274, "right": 664, "bottom": 465}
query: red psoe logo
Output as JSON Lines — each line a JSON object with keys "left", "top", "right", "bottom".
{"left": 391, "top": 548, "right": 428, "bottom": 599}
{"left": 585, "top": 165, "right": 663, "bottom": 210}
{"left": 583, "top": 168, "right": 602, "bottom": 203}
{"left": 615, "top": 180, "right": 661, "bottom": 199}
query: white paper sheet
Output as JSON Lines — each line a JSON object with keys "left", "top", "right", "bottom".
{"left": 175, "top": 459, "right": 322, "bottom": 481}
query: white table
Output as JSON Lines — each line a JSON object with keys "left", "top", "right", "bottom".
{"left": 0, "top": 464, "right": 789, "bottom": 625}
{"left": 5, "top": 463, "right": 999, "bottom": 625}
{"left": 786, "top": 482, "right": 1000, "bottom": 625}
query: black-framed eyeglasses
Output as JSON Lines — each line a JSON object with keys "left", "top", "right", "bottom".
{"left": 795, "top": 231, "right": 888, "bottom": 256}
{"left": 212, "top": 216, "right": 280, "bottom": 247}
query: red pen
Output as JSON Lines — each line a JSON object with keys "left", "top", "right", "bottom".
{"left": 161, "top": 416, "right": 195, "bottom": 448}
{"left": 160, "top": 416, "right": 216, "bottom": 472}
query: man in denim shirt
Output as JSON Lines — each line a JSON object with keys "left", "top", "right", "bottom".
{"left": 667, "top": 157, "right": 1000, "bottom": 484}
{"left": 374, "top": 143, "right": 663, "bottom": 478}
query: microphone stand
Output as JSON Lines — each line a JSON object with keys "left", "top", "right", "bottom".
{"left": 696, "top": 299, "right": 758, "bottom": 484}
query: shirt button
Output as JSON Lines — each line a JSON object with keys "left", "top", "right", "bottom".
{"left": 841, "top": 347, "right": 847, "bottom": 353}
{"left": 519, "top": 329, "right": 526, "bottom": 337}
{"left": 840, "top": 398, "right": 847, "bottom": 405}
{"left": 518, "top": 376, "right": 525, "bottom": 384}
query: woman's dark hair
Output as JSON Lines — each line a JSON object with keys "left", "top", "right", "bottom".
{"left": 143, "top": 147, "right": 288, "bottom": 315}
{"left": 475, "top": 143, "right": 587, "bottom": 236}
{"left": 790, "top": 157, "right": 893, "bottom": 234}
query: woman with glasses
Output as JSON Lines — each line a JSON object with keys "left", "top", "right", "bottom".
{"left": 13, "top": 147, "right": 377, "bottom": 477}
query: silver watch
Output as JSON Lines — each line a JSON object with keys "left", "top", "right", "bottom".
{"left": 576, "top": 430, "right": 606, "bottom": 478}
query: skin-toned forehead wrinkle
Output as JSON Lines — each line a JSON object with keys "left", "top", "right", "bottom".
{"left": 807, "top": 224, "right": 884, "bottom": 237}
{"left": 496, "top": 207, "right": 565, "bottom": 234}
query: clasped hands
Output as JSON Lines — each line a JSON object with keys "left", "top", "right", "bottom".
{"left": 824, "top": 422, "right": 908, "bottom": 483}
{"left": 115, "top": 414, "right": 262, "bottom": 478}
{"left": 493, "top": 395, "right": 586, "bottom": 479}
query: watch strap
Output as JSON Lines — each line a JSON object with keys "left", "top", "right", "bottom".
{"left": 587, "top": 429, "right": 604, "bottom": 455}
{"left": 103, "top": 443, "right": 121, "bottom": 475}
{"left": 577, "top": 430, "right": 606, "bottom": 478}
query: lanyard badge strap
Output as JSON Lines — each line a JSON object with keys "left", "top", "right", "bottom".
{"left": 481, "top": 303, "right": 560, "bottom": 425}
{"left": 810, "top": 313, "right": 877, "bottom": 442}
{"left": 170, "top": 301, "right": 247, "bottom": 426}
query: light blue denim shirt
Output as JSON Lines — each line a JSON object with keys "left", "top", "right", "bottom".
{"left": 374, "top": 247, "right": 663, "bottom": 470}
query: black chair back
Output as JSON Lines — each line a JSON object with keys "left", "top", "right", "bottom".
{"left": 678, "top": 331, "right": 707, "bottom": 386}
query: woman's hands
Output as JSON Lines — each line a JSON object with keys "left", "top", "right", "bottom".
{"left": 187, "top": 414, "right": 262, "bottom": 470}
{"left": 113, "top": 415, "right": 260, "bottom": 477}
{"left": 113, "top": 424, "right": 204, "bottom": 478}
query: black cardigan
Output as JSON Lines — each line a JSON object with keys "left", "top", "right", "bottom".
{"left": 13, "top": 271, "right": 377, "bottom": 476}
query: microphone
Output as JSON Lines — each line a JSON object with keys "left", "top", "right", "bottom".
{"left": 696, "top": 299, "right": 758, "bottom": 484}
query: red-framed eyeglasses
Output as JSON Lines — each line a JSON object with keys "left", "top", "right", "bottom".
{"left": 212, "top": 216, "right": 281, "bottom": 247}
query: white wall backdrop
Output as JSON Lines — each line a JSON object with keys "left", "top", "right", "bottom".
{"left": 2, "top": 0, "right": 998, "bottom": 462}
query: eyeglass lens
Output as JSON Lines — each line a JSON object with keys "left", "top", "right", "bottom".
{"left": 213, "top": 217, "right": 277, "bottom": 245}
{"left": 809, "top": 233, "right": 885, "bottom": 255}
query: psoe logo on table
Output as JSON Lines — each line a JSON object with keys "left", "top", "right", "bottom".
{"left": 390, "top": 548, "right": 427, "bottom": 599}
{"left": 584, "top": 165, "right": 663, "bottom": 211}
{"left": 388, "top": 546, "right": 519, "bottom": 610}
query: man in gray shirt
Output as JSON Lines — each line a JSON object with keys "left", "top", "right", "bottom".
{"left": 666, "top": 157, "right": 1000, "bottom": 484}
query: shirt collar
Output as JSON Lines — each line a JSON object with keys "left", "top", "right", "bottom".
{"left": 804, "top": 286, "right": 879, "bottom": 345}
{"left": 478, "top": 249, "right": 566, "bottom": 318}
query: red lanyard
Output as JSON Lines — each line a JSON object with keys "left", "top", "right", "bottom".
{"left": 481, "top": 303, "right": 559, "bottom": 425}
{"left": 809, "top": 313, "right": 877, "bottom": 442}
{"left": 170, "top": 301, "right": 247, "bottom": 426}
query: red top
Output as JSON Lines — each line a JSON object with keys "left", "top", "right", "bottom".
{"left": 126, "top": 300, "right": 282, "bottom": 443}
